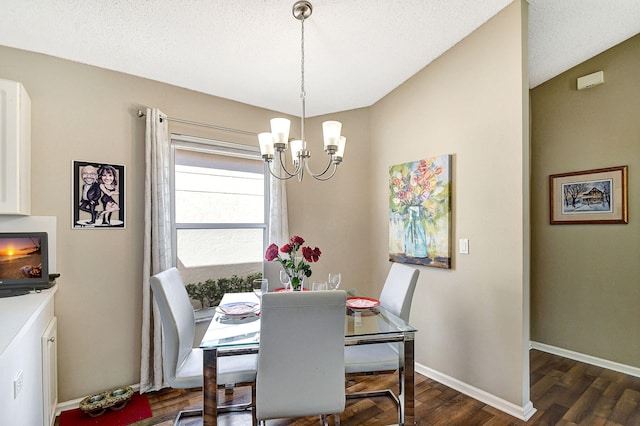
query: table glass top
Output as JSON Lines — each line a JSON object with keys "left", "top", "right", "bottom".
{"left": 199, "top": 290, "right": 417, "bottom": 350}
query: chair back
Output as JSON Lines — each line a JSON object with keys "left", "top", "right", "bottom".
{"left": 256, "top": 290, "right": 347, "bottom": 421}
{"left": 263, "top": 260, "right": 283, "bottom": 292}
{"left": 379, "top": 263, "right": 419, "bottom": 321}
{"left": 149, "top": 267, "right": 199, "bottom": 388}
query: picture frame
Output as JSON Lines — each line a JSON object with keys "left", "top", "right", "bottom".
{"left": 388, "top": 154, "right": 452, "bottom": 268}
{"left": 72, "top": 161, "right": 126, "bottom": 229}
{"left": 549, "top": 165, "right": 628, "bottom": 225}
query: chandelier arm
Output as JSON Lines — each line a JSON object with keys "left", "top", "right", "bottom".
{"left": 304, "top": 155, "right": 335, "bottom": 178}
{"left": 267, "top": 151, "right": 304, "bottom": 180}
{"left": 310, "top": 163, "right": 338, "bottom": 181}
{"left": 267, "top": 161, "right": 295, "bottom": 181}
{"left": 277, "top": 150, "right": 304, "bottom": 177}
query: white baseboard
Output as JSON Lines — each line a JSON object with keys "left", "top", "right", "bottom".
{"left": 414, "top": 362, "right": 536, "bottom": 421}
{"left": 530, "top": 341, "right": 640, "bottom": 378}
{"left": 55, "top": 383, "right": 141, "bottom": 417}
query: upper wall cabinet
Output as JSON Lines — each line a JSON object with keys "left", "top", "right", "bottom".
{"left": 0, "top": 79, "right": 31, "bottom": 215}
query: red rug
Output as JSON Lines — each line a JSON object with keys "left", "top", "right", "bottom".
{"left": 59, "top": 392, "right": 152, "bottom": 426}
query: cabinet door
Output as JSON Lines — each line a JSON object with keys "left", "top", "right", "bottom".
{"left": 0, "top": 79, "right": 31, "bottom": 215}
{"left": 42, "top": 317, "right": 57, "bottom": 426}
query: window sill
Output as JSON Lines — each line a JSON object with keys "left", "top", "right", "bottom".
{"left": 195, "top": 307, "right": 216, "bottom": 323}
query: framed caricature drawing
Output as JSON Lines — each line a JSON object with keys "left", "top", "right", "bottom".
{"left": 72, "top": 161, "right": 125, "bottom": 229}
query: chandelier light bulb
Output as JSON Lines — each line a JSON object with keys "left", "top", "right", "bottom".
{"left": 336, "top": 136, "right": 346, "bottom": 159}
{"left": 290, "top": 140, "right": 304, "bottom": 164}
{"left": 258, "top": 132, "right": 275, "bottom": 158}
{"left": 322, "top": 120, "right": 342, "bottom": 153}
{"left": 270, "top": 118, "right": 291, "bottom": 147}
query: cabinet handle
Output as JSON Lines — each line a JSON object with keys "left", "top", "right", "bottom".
{"left": 48, "top": 337, "right": 56, "bottom": 343}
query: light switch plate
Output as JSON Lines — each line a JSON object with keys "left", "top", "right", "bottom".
{"left": 459, "top": 238, "right": 469, "bottom": 254}
{"left": 13, "top": 370, "right": 23, "bottom": 399}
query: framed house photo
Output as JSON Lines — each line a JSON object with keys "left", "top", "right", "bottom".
{"left": 549, "top": 165, "right": 628, "bottom": 225}
{"left": 72, "top": 161, "right": 126, "bottom": 229}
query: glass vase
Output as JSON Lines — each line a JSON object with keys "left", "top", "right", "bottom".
{"left": 291, "top": 271, "right": 305, "bottom": 291}
{"left": 404, "top": 206, "right": 427, "bottom": 258}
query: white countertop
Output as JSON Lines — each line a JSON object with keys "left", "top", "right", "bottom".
{"left": 0, "top": 286, "right": 57, "bottom": 357}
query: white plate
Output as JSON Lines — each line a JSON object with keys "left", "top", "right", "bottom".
{"left": 216, "top": 302, "right": 259, "bottom": 317}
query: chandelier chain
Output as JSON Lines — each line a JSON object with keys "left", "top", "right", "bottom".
{"left": 300, "top": 14, "right": 306, "bottom": 147}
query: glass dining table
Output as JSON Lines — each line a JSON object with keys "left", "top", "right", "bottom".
{"left": 199, "top": 291, "right": 418, "bottom": 426}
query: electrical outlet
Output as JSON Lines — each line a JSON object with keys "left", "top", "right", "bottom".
{"left": 13, "top": 370, "right": 23, "bottom": 399}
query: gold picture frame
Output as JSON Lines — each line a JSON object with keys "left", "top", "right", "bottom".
{"left": 550, "top": 165, "right": 628, "bottom": 224}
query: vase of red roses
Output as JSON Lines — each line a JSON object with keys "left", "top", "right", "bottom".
{"left": 265, "top": 236, "right": 321, "bottom": 290}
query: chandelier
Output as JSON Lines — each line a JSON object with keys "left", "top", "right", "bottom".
{"left": 258, "top": 0, "right": 346, "bottom": 182}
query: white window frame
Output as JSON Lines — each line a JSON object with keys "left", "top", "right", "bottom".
{"left": 169, "top": 133, "right": 270, "bottom": 269}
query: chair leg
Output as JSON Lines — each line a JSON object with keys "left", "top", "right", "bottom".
{"left": 397, "top": 364, "right": 405, "bottom": 424}
{"left": 173, "top": 408, "right": 203, "bottom": 426}
{"left": 251, "top": 382, "right": 257, "bottom": 426}
{"left": 319, "top": 414, "right": 328, "bottom": 426}
{"left": 334, "top": 413, "right": 341, "bottom": 425}
{"left": 225, "top": 383, "right": 234, "bottom": 395}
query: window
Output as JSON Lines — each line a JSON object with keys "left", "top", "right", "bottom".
{"left": 171, "top": 135, "right": 268, "bottom": 308}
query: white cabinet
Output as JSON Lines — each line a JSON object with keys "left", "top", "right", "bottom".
{"left": 0, "top": 288, "right": 57, "bottom": 426}
{"left": 0, "top": 78, "right": 31, "bottom": 215}
{"left": 42, "top": 317, "right": 57, "bottom": 426}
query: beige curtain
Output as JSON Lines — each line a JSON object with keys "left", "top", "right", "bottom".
{"left": 140, "top": 108, "right": 172, "bottom": 393}
{"left": 268, "top": 160, "right": 289, "bottom": 245}
{"left": 263, "top": 160, "right": 289, "bottom": 288}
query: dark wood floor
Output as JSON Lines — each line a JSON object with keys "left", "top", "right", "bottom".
{"left": 57, "top": 349, "right": 640, "bottom": 425}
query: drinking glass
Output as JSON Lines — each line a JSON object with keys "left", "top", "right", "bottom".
{"left": 328, "top": 272, "right": 342, "bottom": 290}
{"left": 253, "top": 279, "right": 268, "bottom": 299}
{"left": 312, "top": 281, "right": 328, "bottom": 291}
{"left": 279, "top": 270, "right": 291, "bottom": 291}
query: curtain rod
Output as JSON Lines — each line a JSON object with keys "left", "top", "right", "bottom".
{"left": 137, "top": 109, "right": 258, "bottom": 136}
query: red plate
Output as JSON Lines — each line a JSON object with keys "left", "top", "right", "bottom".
{"left": 346, "top": 296, "right": 381, "bottom": 310}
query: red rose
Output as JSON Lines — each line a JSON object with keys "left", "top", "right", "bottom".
{"left": 265, "top": 243, "right": 279, "bottom": 261}
{"left": 290, "top": 235, "right": 305, "bottom": 245}
{"left": 302, "top": 246, "right": 313, "bottom": 262}
{"left": 302, "top": 246, "right": 321, "bottom": 263}
{"left": 280, "top": 243, "right": 292, "bottom": 253}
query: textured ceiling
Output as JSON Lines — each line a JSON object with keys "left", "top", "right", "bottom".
{"left": 0, "top": 0, "right": 639, "bottom": 117}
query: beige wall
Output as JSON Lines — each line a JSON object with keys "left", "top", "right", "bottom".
{"left": 530, "top": 34, "right": 640, "bottom": 366}
{"left": 286, "top": 108, "right": 372, "bottom": 289}
{"left": 370, "top": 0, "right": 530, "bottom": 409}
{"left": 0, "top": 45, "right": 368, "bottom": 401}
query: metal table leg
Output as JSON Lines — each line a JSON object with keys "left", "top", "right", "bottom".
{"left": 203, "top": 348, "right": 217, "bottom": 426}
{"left": 403, "top": 337, "right": 416, "bottom": 425}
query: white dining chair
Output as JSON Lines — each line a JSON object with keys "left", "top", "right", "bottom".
{"left": 262, "top": 260, "right": 283, "bottom": 292}
{"left": 150, "top": 267, "right": 258, "bottom": 425}
{"left": 256, "top": 290, "right": 347, "bottom": 425}
{"left": 344, "top": 262, "right": 419, "bottom": 418}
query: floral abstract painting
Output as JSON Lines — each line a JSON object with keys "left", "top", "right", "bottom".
{"left": 389, "top": 155, "right": 452, "bottom": 268}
